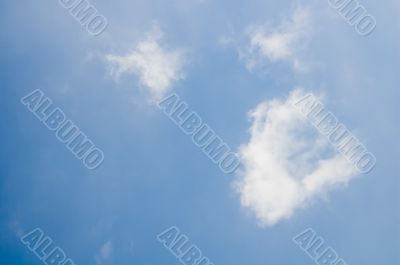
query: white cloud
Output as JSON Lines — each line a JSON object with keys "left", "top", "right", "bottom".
{"left": 95, "top": 241, "right": 112, "bottom": 265}
{"left": 240, "top": 8, "right": 312, "bottom": 72}
{"left": 236, "top": 89, "right": 358, "bottom": 226}
{"left": 105, "top": 25, "right": 186, "bottom": 101}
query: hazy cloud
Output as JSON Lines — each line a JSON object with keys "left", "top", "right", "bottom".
{"left": 240, "top": 8, "right": 312, "bottom": 72}
{"left": 106, "top": 25, "right": 186, "bottom": 101}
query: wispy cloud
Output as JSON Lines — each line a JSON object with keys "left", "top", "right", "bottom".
{"left": 240, "top": 7, "right": 312, "bottom": 72}
{"left": 105, "top": 25, "right": 186, "bottom": 101}
{"left": 236, "top": 89, "right": 358, "bottom": 226}
{"left": 95, "top": 240, "right": 113, "bottom": 265}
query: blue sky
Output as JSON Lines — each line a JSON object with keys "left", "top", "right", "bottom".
{"left": 0, "top": 0, "right": 399, "bottom": 265}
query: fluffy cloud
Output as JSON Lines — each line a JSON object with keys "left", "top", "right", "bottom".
{"left": 240, "top": 8, "right": 312, "bottom": 72}
{"left": 235, "top": 89, "right": 358, "bottom": 226}
{"left": 105, "top": 26, "right": 186, "bottom": 101}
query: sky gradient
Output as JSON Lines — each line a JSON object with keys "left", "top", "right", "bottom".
{"left": 0, "top": 0, "right": 399, "bottom": 265}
